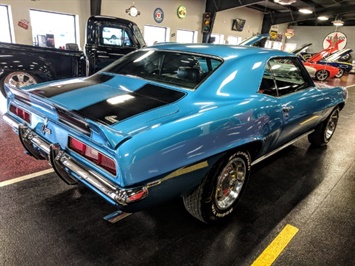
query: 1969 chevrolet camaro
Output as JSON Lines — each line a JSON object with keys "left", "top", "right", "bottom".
{"left": 3, "top": 44, "right": 348, "bottom": 223}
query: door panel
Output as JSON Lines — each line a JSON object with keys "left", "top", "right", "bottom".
{"left": 261, "top": 57, "right": 324, "bottom": 147}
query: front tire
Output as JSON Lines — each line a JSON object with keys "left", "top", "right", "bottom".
{"left": 315, "top": 70, "right": 329, "bottom": 81}
{"left": 308, "top": 107, "right": 339, "bottom": 146}
{"left": 0, "top": 71, "right": 39, "bottom": 97}
{"left": 183, "top": 151, "right": 251, "bottom": 223}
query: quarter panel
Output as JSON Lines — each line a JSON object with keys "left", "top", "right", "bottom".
{"left": 117, "top": 96, "right": 281, "bottom": 187}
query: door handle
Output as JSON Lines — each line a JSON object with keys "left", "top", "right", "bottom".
{"left": 282, "top": 105, "right": 294, "bottom": 112}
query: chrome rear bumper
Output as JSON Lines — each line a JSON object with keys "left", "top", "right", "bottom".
{"left": 3, "top": 113, "right": 148, "bottom": 206}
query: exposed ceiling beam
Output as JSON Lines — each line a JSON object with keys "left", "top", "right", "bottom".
{"left": 206, "top": 0, "right": 265, "bottom": 12}
{"left": 264, "top": 4, "right": 355, "bottom": 25}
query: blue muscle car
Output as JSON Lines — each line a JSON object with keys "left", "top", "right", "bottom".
{"left": 3, "top": 44, "right": 348, "bottom": 223}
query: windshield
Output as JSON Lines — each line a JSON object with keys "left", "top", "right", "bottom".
{"left": 102, "top": 49, "right": 223, "bottom": 89}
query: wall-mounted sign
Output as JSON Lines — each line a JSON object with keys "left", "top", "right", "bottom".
{"left": 154, "top": 8, "right": 164, "bottom": 23}
{"left": 231, "top": 18, "right": 246, "bottom": 32}
{"left": 269, "top": 30, "right": 278, "bottom": 41}
{"left": 285, "top": 28, "right": 294, "bottom": 39}
{"left": 177, "top": 6, "right": 186, "bottom": 19}
{"left": 126, "top": 6, "right": 140, "bottom": 17}
{"left": 18, "top": 19, "right": 29, "bottom": 30}
{"left": 323, "top": 31, "right": 347, "bottom": 49}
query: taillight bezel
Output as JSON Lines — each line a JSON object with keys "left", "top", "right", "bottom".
{"left": 9, "top": 104, "right": 31, "bottom": 123}
{"left": 68, "top": 136, "right": 117, "bottom": 176}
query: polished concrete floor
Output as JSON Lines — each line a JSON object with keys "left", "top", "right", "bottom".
{"left": 0, "top": 75, "right": 354, "bottom": 265}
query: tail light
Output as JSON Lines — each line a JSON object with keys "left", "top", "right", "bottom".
{"left": 10, "top": 104, "right": 31, "bottom": 123}
{"left": 68, "top": 137, "right": 117, "bottom": 175}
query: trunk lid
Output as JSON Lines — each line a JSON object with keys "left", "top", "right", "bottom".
{"left": 12, "top": 73, "right": 186, "bottom": 147}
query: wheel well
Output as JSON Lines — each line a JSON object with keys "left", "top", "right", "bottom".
{"left": 0, "top": 70, "right": 46, "bottom": 98}
{"left": 227, "top": 141, "right": 263, "bottom": 161}
{"left": 316, "top": 69, "right": 328, "bottom": 73}
{"left": 338, "top": 102, "right": 345, "bottom": 111}
{"left": 1, "top": 70, "right": 44, "bottom": 82}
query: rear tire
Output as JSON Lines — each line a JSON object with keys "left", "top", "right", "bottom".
{"left": 0, "top": 71, "right": 39, "bottom": 97}
{"left": 308, "top": 107, "right": 339, "bottom": 146}
{"left": 335, "top": 68, "right": 344, "bottom": 78}
{"left": 183, "top": 151, "right": 251, "bottom": 223}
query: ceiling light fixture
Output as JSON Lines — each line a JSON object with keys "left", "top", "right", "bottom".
{"left": 317, "top": 16, "right": 329, "bottom": 21}
{"left": 274, "top": 0, "right": 297, "bottom": 5}
{"left": 332, "top": 20, "right": 344, "bottom": 26}
{"left": 299, "top": 9, "right": 313, "bottom": 14}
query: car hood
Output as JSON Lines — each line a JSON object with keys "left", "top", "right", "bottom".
{"left": 324, "top": 48, "right": 353, "bottom": 62}
{"left": 292, "top": 43, "right": 312, "bottom": 55}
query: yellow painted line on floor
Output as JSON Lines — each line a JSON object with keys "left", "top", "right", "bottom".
{"left": 0, "top": 169, "right": 54, "bottom": 188}
{"left": 251, "top": 224, "right": 299, "bottom": 266}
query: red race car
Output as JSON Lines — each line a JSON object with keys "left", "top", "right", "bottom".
{"left": 292, "top": 44, "right": 340, "bottom": 81}
{"left": 302, "top": 60, "right": 339, "bottom": 81}
{"left": 306, "top": 46, "right": 339, "bottom": 63}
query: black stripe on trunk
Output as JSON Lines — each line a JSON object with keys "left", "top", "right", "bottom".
{"left": 77, "top": 84, "right": 185, "bottom": 125}
{"left": 30, "top": 74, "right": 113, "bottom": 98}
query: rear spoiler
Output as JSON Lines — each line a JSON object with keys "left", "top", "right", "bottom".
{"left": 9, "top": 86, "right": 91, "bottom": 135}
{"left": 8, "top": 86, "right": 131, "bottom": 149}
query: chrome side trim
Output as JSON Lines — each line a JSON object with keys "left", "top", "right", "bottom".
{"left": 147, "top": 161, "right": 208, "bottom": 188}
{"left": 251, "top": 130, "right": 315, "bottom": 166}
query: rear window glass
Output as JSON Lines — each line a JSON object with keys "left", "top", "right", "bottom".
{"left": 102, "top": 49, "right": 223, "bottom": 89}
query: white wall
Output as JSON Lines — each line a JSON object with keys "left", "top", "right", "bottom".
{"left": 100, "top": 0, "right": 206, "bottom": 42}
{"left": 285, "top": 25, "right": 355, "bottom": 58}
{"left": 0, "top": 0, "right": 90, "bottom": 48}
{"left": 1, "top": 0, "right": 266, "bottom": 48}
{"left": 212, "top": 7, "right": 264, "bottom": 43}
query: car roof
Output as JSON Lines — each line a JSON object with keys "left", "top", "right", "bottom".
{"left": 147, "top": 43, "right": 293, "bottom": 60}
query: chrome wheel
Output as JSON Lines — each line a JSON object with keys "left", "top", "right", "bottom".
{"left": 335, "top": 68, "right": 344, "bottom": 78}
{"left": 4, "top": 71, "right": 37, "bottom": 89}
{"left": 214, "top": 157, "right": 246, "bottom": 210}
{"left": 183, "top": 151, "right": 250, "bottom": 223}
{"left": 315, "top": 70, "right": 329, "bottom": 81}
{"left": 308, "top": 107, "right": 340, "bottom": 146}
{"left": 325, "top": 109, "right": 339, "bottom": 140}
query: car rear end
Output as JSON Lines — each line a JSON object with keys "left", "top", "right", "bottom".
{"left": 3, "top": 86, "right": 149, "bottom": 208}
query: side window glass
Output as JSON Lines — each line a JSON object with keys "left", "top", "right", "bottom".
{"left": 101, "top": 27, "right": 132, "bottom": 47}
{"left": 259, "top": 57, "right": 310, "bottom": 97}
{"left": 269, "top": 58, "right": 309, "bottom": 96}
{"left": 259, "top": 62, "right": 278, "bottom": 97}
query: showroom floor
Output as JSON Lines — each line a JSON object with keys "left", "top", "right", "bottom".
{"left": 0, "top": 75, "right": 354, "bottom": 265}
